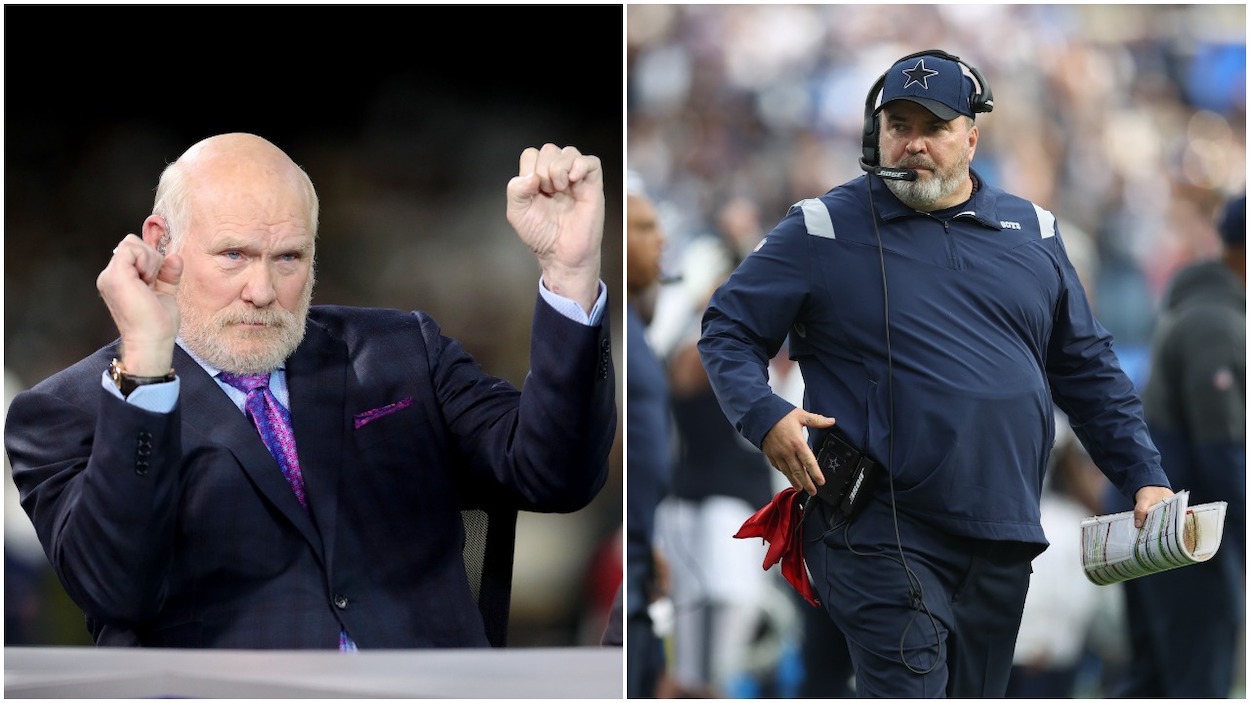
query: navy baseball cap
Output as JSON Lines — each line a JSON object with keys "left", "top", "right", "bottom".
{"left": 877, "top": 54, "right": 976, "bottom": 121}
{"left": 1218, "top": 194, "right": 1245, "bottom": 246}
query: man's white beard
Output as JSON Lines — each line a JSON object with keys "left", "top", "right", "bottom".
{"left": 884, "top": 148, "right": 971, "bottom": 210}
{"left": 178, "top": 272, "right": 315, "bottom": 375}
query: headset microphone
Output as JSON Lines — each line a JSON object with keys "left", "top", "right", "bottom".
{"left": 861, "top": 164, "right": 918, "bottom": 181}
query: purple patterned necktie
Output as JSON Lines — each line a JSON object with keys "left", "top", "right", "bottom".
{"left": 218, "top": 372, "right": 307, "bottom": 509}
{"left": 219, "top": 371, "right": 356, "bottom": 652}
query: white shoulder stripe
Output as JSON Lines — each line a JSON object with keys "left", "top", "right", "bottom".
{"left": 798, "top": 198, "right": 836, "bottom": 239}
{"left": 1033, "top": 203, "right": 1056, "bottom": 239}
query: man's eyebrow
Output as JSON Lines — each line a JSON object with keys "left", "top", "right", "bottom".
{"left": 208, "top": 236, "right": 250, "bottom": 250}
{"left": 209, "top": 237, "right": 313, "bottom": 254}
{"left": 280, "top": 240, "right": 315, "bottom": 254}
{"left": 887, "top": 113, "right": 945, "bottom": 128}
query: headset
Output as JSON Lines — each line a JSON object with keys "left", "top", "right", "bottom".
{"left": 860, "top": 49, "right": 994, "bottom": 181}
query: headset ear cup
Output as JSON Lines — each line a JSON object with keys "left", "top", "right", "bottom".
{"left": 861, "top": 73, "right": 887, "bottom": 169}
{"left": 862, "top": 114, "right": 880, "bottom": 168}
{"left": 967, "top": 63, "right": 994, "bottom": 114}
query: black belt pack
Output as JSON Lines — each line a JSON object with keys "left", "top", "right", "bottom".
{"left": 813, "top": 427, "right": 880, "bottom": 518}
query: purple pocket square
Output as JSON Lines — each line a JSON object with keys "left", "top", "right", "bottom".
{"left": 353, "top": 397, "right": 414, "bottom": 429}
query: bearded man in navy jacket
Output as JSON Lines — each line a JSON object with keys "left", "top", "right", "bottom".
{"left": 698, "top": 50, "right": 1172, "bottom": 697}
{"left": 5, "top": 133, "right": 616, "bottom": 649}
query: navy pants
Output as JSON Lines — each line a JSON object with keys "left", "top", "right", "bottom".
{"left": 627, "top": 609, "right": 666, "bottom": 698}
{"left": 804, "top": 497, "right": 1036, "bottom": 698}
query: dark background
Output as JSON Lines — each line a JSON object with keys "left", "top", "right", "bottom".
{"left": 4, "top": 5, "right": 624, "bottom": 648}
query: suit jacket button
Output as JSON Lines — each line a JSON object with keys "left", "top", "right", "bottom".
{"left": 334, "top": 594, "right": 348, "bottom": 609}
{"left": 599, "top": 339, "right": 611, "bottom": 378}
{"left": 135, "top": 433, "right": 153, "bottom": 474}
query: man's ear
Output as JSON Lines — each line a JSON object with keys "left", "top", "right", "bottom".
{"left": 142, "top": 215, "right": 170, "bottom": 253}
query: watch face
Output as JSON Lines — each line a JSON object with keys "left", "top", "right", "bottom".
{"left": 110, "top": 359, "right": 133, "bottom": 396}
{"left": 109, "top": 358, "right": 173, "bottom": 396}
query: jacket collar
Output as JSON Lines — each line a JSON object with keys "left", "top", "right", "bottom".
{"left": 869, "top": 167, "right": 1002, "bottom": 230}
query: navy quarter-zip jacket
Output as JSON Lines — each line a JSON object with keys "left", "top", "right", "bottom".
{"left": 699, "top": 169, "right": 1169, "bottom": 548}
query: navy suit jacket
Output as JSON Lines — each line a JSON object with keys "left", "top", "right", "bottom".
{"left": 5, "top": 295, "right": 616, "bottom": 648}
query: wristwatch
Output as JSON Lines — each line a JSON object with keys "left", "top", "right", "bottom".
{"left": 109, "top": 358, "right": 176, "bottom": 398}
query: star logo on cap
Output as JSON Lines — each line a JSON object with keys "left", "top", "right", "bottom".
{"left": 901, "top": 58, "right": 939, "bottom": 90}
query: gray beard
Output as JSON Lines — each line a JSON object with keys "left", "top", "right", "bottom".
{"left": 178, "top": 273, "right": 315, "bottom": 376}
{"left": 883, "top": 150, "right": 971, "bottom": 211}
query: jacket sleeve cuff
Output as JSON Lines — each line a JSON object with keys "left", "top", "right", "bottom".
{"left": 740, "top": 394, "right": 798, "bottom": 449}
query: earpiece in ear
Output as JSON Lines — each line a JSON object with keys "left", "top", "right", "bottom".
{"left": 158, "top": 235, "right": 170, "bottom": 254}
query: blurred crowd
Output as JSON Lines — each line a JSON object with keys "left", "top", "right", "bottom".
{"left": 628, "top": 4, "right": 1243, "bottom": 698}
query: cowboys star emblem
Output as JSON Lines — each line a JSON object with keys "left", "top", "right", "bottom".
{"left": 902, "top": 58, "right": 940, "bottom": 90}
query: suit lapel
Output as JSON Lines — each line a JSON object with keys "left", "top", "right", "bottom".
{"left": 285, "top": 319, "right": 346, "bottom": 570}
{"left": 174, "top": 347, "right": 324, "bottom": 554}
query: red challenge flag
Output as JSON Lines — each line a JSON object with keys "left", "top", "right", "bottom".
{"left": 733, "top": 487, "right": 821, "bottom": 607}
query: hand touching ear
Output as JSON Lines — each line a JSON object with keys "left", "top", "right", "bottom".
{"left": 96, "top": 232, "right": 182, "bottom": 375}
